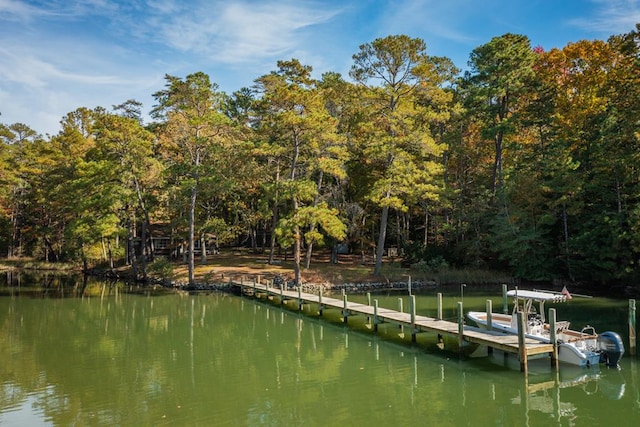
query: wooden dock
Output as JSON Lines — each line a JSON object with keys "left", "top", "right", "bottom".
{"left": 229, "top": 278, "right": 556, "bottom": 374}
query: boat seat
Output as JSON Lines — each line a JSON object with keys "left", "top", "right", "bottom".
{"left": 544, "top": 320, "right": 570, "bottom": 333}
{"left": 555, "top": 321, "right": 570, "bottom": 333}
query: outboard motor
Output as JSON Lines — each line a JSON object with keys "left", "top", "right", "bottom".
{"left": 598, "top": 331, "right": 625, "bottom": 367}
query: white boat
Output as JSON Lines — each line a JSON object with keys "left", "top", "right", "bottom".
{"left": 467, "top": 289, "right": 624, "bottom": 368}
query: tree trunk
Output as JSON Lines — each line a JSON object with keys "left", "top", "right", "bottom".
{"left": 200, "top": 234, "right": 207, "bottom": 265}
{"left": 304, "top": 170, "right": 324, "bottom": 269}
{"left": 492, "top": 95, "right": 508, "bottom": 196}
{"left": 268, "top": 162, "right": 281, "bottom": 264}
{"left": 134, "top": 175, "right": 151, "bottom": 277}
{"left": 188, "top": 183, "right": 197, "bottom": 285}
{"left": 492, "top": 130, "right": 504, "bottom": 196}
{"left": 374, "top": 204, "right": 390, "bottom": 276}
{"left": 331, "top": 243, "right": 338, "bottom": 264}
{"left": 424, "top": 209, "right": 429, "bottom": 246}
{"left": 139, "top": 219, "right": 148, "bottom": 280}
{"left": 268, "top": 205, "right": 279, "bottom": 264}
{"left": 293, "top": 225, "right": 301, "bottom": 286}
{"left": 292, "top": 194, "right": 302, "bottom": 285}
{"left": 107, "top": 238, "right": 115, "bottom": 273}
{"left": 101, "top": 237, "right": 108, "bottom": 261}
{"left": 250, "top": 226, "right": 257, "bottom": 252}
{"left": 562, "top": 203, "right": 574, "bottom": 281}
{"left": 81, "top": 243, "right": 88, "bottom": 274}
{"left": 128, "top": 218, "right": 138, "bottom": 281}
{"left": 8, "top": 200, "right": 17, "bottom": 257}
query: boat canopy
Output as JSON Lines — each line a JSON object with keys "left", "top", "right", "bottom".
{"left": 506, "top": 289, "right": 567, "bottom": 303}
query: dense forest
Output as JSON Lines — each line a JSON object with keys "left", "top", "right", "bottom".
{"left": 1, "top": 28, "right": 639, "bottom": 288}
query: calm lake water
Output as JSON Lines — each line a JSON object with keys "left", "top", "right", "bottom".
{"left": 1, "top": 274, "right": 639, "bottom": 426}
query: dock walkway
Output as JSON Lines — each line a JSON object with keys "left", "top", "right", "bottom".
{"left": 230, "top": 279, "right": 556, "bottom": 373}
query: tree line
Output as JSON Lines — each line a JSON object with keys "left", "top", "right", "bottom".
{"left": 1, "top": 28, "right": 639, "bottom": 288}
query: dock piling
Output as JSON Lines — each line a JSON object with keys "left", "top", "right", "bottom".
{"left": 486, "top": 299, "right": 493, "bottom": 354}
{"left": 517, "top": 311, "right": 528, "bottom": 374}
{"left": 549, "top": 308, "right": 558, "bottom": 370}
{"left": 410, "top": 295, "right": 416, "bottom": 342}
{"left": 398, "top": 298, "right": 404, "bottom": 332}
{"left": 502, "top": 284, "right": 508, "bottom": 314}
{"left": 630, "top": 299, "right": 636, "bottom": 357}
{"left": 280, "top": 282, "right": 284, "bottom": 305}
{"left": 342, "top": 291, "right": 348, "bottom": 323}
{"left": 374, "top": 300, "right": 379, "bottom": 332}
{"left": 457, "top": 302, "right": 464, "bottom": 351}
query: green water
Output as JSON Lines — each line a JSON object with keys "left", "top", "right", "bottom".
{"left": 1, "top": 278, "right": 639, "bottom": 426}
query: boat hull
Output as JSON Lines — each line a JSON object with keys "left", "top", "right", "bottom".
{"left": 467, "top": 311, "right": 601, "bottom": 368}
{"left": 558, "top": 343, "right": 601, "bottom": 367}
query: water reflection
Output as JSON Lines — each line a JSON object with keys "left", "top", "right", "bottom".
{"left": 0, "top": 275, "right": 639, "bottom": 426}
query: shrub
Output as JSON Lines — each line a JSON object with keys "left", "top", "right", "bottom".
{"left": 147, "top": 258, "right": 176, "bottom": 284}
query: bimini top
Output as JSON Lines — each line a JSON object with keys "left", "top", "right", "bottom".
{"left": 506, "top": 289, "right": 567, "bottom": 303}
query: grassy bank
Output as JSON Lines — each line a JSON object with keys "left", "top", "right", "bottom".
{"left": 1, "top": 249, "right": 515, "bottom": 288}
{"left": 0, "top": 258, "right": 79, "bottom": 272}
{"left": 144, "top": 249, "right": 514, "bottom": 287}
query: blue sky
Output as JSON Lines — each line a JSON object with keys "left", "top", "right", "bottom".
{"left": 1, "top": 0, "right": 639, "bottom": 136}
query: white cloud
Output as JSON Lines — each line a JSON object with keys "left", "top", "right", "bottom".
{"left": 0, "top": 47, "right": 127, "bottom": 87}
{"left": 141, "top": 0, "right": 342, "bottom": 64}
{"left": 570, "top": 0, "right": 640, "bottom": 33}
{"left": 145, "top": 0, "right": 181, "bottom": 15}
{"left": 0, "top": 0, "right": 50, "bottom": 20}
{"left": 0, "top": 0, "right": 119, "bottom": 21}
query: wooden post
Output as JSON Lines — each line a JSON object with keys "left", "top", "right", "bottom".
{"left": 457, "top": 301, "right": 464, "bottom": 352}
{"left": 257, "top": 275, "right": 261, "bottom": 285}
{"left": 437, "top": 292, "right": 443, "bottom": 320}
{"left": 318, "top": 288, "right": 323, "bottom": 316}
{"left": 549, "top": 308, "right": 559, "bottom": 370}
{"left": 486, "top": 299, "right": 493, "bottom": 355}
{"left": 408, "top": 276, "right": 412, "bottom": 295}
{"left": 517, "top": 311, "right": 528, "bottom": 375}
{"left": 298, "top": 286, "right": 303, "bottom": 311}
{"left": 398, "top": 298, "right": 404, "bottom": 333}
{"left": 343, "top": 292, "right": 348, "bottom": 323}
{"left": 374, "top": 300, "right": 379, "bottom": 332}
{"left": 410, "top": 295, "right": 416, "bottom": 342}
{"left": 366, "top": 292, "right": 372, "bottom": 323}
{"left": 252, "top": 276, "right": 256, "bottom": 297}
{"left": 502, "top": 284, "right": 508, "bottom": 314}
{"left": 630, "top": 299, "right": 637, "bottom": 357}
{"left": 265, "top": 279, "right": 269, "bottom": 299}
{"left": 280, "top": 282, "right": 284, "bottom": 305}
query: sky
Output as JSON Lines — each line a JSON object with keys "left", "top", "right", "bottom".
{"left": 1, "top": 0, "right": 639, "bottom": 136}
